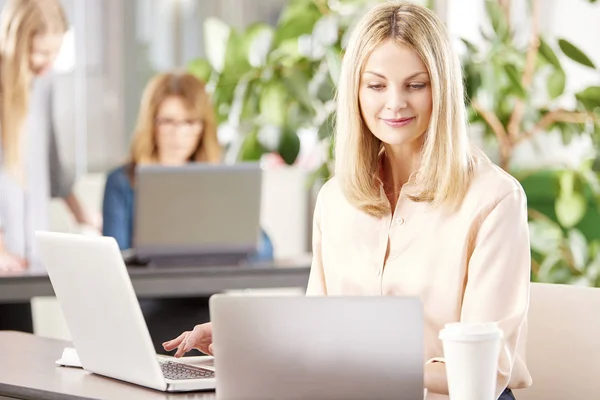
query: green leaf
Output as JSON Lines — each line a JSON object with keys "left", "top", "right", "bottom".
{"left": 316, "top": 74, "right": 336, "bottom": 104}
{"left": 538, "top": 38, "right": 562, "bottom": 70}
{"left": 536, "top": 251, "right": 564, "bottom": 283}
{"left": 558, "top": 39, "right": 596, "bottom": 69}
{"left": 461, "top": 38, "right": 479, "bottom": 53}
{"left": 238, "top": 129, "right": 267, "bottom": 162}
{"left": 463, "top": 61, "right": 482, "bottom": 101}
{"left": 277, "top": 127, "right": 301, "bottom": 165}
{"left": 575, "top": 86, "right": 600, "bottom": 111}
{"left": 188, "top": 58, "right": 213, "bottom": 83}
{"left": 275, "top": 1, "right": 321, "bottom": 46}
{"left": 222, "top": 30, "right": 252, "bottom": 79}
{"left": 555, "top": 192, "right": 587, "bottom": 228}
{"left": 528, "top": 218, "right": 564, "bottom": 254}
{"left": 559, "top": 170, "right": 575, "bottom": 197}
{"left": 318, "top": 111, "right": 336, "bottom": 140}
{"left": 568, "top": 229, "right": 589, "bottom": 271}
{"left": 325, "top": 48, "right": 342, "bottom": 87}
{"left": 485, "top": 0, "right": 509, "bottom": 41}
{"left": 259, "top": 80, "right": 288, "bottom": 127}
{"left": 240, "top": 78, "right": 260, "bottom": 121}
{"left": 243, "top": 23, "right": 274, "bottom": 68}
{"left": 203, "top": 18, "right": 231, "bottom": 73}
{"left": 503, "top": 63, "right": 526, "bottom": 98}
{"left": 547, "top": 68, "right": 566, "bottom": 99}
{"left": 282, "top": 68, "right": 313, "bottom": 112}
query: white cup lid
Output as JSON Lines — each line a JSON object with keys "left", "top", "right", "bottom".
{"left": 439, "top": 322, "right": 503, "bottom": 342}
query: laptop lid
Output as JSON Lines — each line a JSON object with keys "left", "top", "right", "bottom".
{"left": 35, "top": 231, "right": 168, "bottom": 391}
{"left": 209, "top": 294, "right": 424, "bottom": 400}
{"left": 133, "top": 163, "right": 262, "bottom": 259}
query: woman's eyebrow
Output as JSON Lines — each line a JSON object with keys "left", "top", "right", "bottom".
{"left": 362, "top": 71, "right": 429, "bottom": 80}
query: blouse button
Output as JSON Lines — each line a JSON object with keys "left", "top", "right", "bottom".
{"left": 396, "top": 217, "right": 405, "bottom": 225}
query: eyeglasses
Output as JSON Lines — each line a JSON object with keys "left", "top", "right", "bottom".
{"left": 155, "top": 117, "right": 203, "bottom": 134}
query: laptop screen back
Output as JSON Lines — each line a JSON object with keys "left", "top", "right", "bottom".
{"left": 133, "top": 163, "right": 262, "bottom": 258}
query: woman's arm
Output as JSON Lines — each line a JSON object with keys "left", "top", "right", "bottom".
{"left": 102, "top": 169, "right": 133, "bottom": 250}
{"left": 63, "top": 192, "right": 101, "bottom": 229}
{"left": 426, "top": 188, "right": 532, "bottom": 396}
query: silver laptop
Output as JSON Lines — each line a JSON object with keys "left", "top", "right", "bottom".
{"left": 36, "top": 231, "right": 216, "bottom": 392}
{"left": 210, "top": 295, "right": 424, "bottom": 400}
{"left": 133, "top": 163, "right": 262, "bottom": 265}
{"left": 36, "top": 231, "right": 425, "bottom": 398}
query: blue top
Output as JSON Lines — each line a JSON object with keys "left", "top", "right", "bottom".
{"left": 102, "top": 165, "right": 274, "bottom": 262}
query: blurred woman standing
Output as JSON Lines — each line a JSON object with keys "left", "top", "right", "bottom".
{"left": 0, "top": 0, "right": 97, "bottom": 330}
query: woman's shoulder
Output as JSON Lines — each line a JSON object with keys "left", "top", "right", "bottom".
{"left": 467, "top": 157, "right": 526, "bottom": 206}
{"left": 105, "top": 164, "right": 133, "bottom": 191}
{"left": 315, "top": 176, "right": 345, "bottom": 205}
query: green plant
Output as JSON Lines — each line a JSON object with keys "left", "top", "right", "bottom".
{"left": 530, "top": 217, "right": 600, "bottom": 287}
{"left": 464, "top": 0, "right": 600, "bottom": 285}
{"left": 463, "top": 0, "right": 600, "bottom": 171}
{"left": 188, "top": 0, "right": 378, "bottom": 167}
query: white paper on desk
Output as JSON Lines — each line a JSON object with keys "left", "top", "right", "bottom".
{"left": 55, "top": 347, "right": 83, "bottom": 368}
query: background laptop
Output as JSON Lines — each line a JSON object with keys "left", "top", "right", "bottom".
{"left": 36, "top": 231, "right": 216, "bottom": 392}
{"left": 132, "top": 163, "right": 262, "bottom": 266}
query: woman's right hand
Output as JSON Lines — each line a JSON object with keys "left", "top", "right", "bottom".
{"left": 162, "top": 322, "right": 214, "bottom": 358}
{"left": 0, "top": 252, "right": 27, "bottom": 273}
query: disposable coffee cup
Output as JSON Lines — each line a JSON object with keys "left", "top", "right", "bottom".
{"left": 439, "top": 322, "right": 503, "bottom": 400}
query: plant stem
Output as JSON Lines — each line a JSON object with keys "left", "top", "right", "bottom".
{"left": 472, "top": 101, "right": 512, "bottom": 170}
{"left": 518, "top": 110, "right": 595, "bottom": 145}
{"left": 506, "top": 0, "right": 540, "bottom": 141}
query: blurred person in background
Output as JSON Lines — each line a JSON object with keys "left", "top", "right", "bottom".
{"left": 102, "top": 71, "right": 273, "bottom": 352}
{"left": 102, "top": 71, "right": 274, "bottom": 261}
{"left": 0, "top": 0, "right": 99, "bottom": 331}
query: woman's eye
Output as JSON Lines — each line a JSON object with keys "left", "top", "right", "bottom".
{"left": 367, "top": 84, "right": 384, "bottom": 91}
{"left": 408, "top": 83, "right": 426, "bottom": 90}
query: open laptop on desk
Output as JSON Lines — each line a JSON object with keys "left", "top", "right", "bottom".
{"left": 129, "top": 163, "right": 262, "bottom": 267}
{"left": 36, "top": 231, "right": 425, "bottom": 399}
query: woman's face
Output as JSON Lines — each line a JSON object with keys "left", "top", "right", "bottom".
{"left": 155, "top": 95, "right": 203, "bottom": 165}
{"left": 29, "top": 33, "right": 63, "bottom": 76}
{"left": 358, "top": 39, "right": 433, "bottom": 151}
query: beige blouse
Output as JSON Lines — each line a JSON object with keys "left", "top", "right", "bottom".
{"left": 306, "top": 158, "right": 533, "bottom": 399}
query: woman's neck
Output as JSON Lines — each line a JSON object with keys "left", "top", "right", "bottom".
{"left": 381, "top": 143, "right": 421, "bottom": 197}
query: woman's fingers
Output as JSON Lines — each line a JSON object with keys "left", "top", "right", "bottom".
{"left": 162, "top": 331, "right": 189, "bottom": 351}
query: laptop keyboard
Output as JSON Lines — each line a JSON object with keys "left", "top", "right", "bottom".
{"left": 160, "top": 361, "right": 215, "bottom": 380}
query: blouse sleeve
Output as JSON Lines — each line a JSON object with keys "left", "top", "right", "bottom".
{"left": 306, "top": 186, "right": 327, "bottom": 295}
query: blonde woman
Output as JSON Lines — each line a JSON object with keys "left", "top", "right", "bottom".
{"left": 164, "top": 2, "right": 531, "bottom": 399}
{"left": 0, "top": 0, "right": 98, "bottom": 333}
{"left": 0, "top": 0, "right": 98, "bottom": 271}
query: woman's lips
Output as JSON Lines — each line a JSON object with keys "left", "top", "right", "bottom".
{"left": 381, "top": 117, "right": 415, "bottom": 127}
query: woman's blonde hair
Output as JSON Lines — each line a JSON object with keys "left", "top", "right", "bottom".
{"left": 335, "top": 1, "right": 474, "bottom": 217}
{"left": 0, "top": 0, "right": 67, "bottom": 171}
{"left": 129, "top": 72, "right": 222, "bottom": 173}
